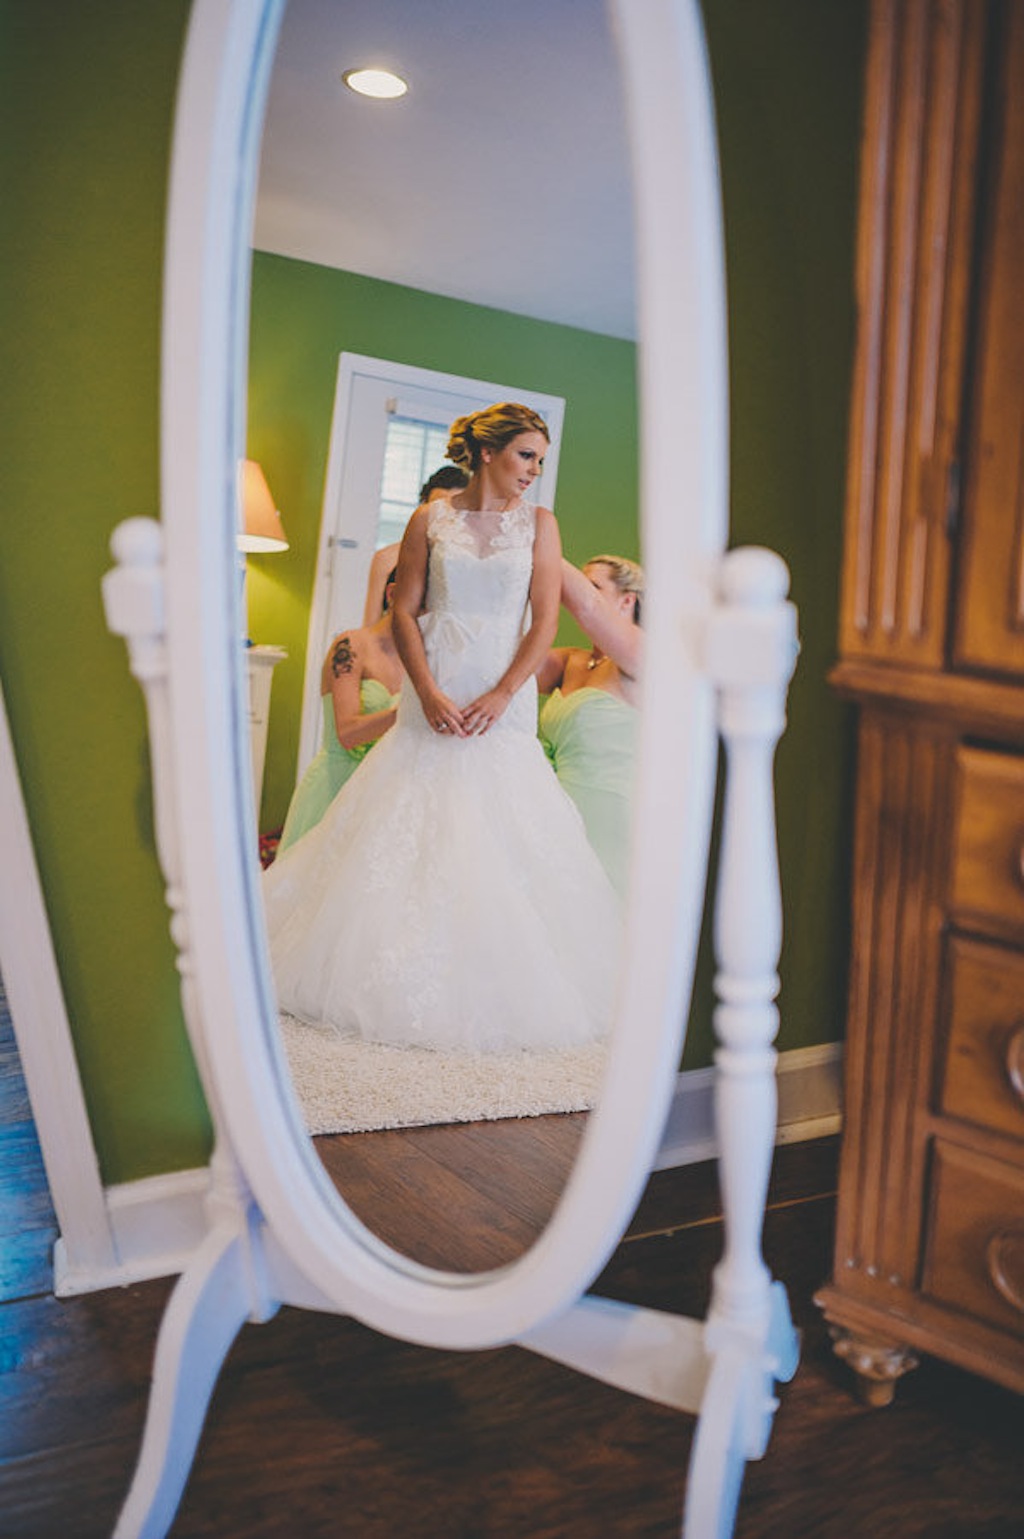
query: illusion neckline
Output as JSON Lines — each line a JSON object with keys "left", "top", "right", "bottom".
{"left": 444, "top": 494, "right": 524, "bottom": 516}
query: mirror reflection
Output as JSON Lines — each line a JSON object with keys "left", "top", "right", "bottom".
{"left": 246, "top": 0, "right": 640, "bottom": 1270}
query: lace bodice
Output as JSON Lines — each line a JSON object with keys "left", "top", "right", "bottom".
{"left": 424, "top": 496, "right": 535, "bottom": 623}
{"left": 397, "top": 495, "right": 539, "bottom": 734}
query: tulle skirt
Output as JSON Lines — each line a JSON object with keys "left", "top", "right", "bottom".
{"left": 262, "top": 670, "right": 623, "bottom": 1054}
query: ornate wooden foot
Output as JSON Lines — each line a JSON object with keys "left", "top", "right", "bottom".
{"left": 827, "top": 1325, "right": 918, "bottom": 1407}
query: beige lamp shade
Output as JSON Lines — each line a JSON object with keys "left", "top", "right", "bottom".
{"left": 238, "top": 459, "right": 289, "bottom": 552}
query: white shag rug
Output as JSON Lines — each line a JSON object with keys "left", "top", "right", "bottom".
{"left": 278, "top": 1014, "right": 608, "bottom": 1135}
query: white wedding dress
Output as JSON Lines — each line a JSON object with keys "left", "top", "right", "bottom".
{"left": 263, "top": 496, "right": 623, "bottom": 1054}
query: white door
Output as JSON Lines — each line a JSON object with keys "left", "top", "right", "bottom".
{"left": 297, "top": 355, "right": 565, "bottom": 776}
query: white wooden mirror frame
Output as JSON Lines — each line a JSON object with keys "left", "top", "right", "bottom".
{"left": 101, "top": 1, "right": 801, "bottom": 1535}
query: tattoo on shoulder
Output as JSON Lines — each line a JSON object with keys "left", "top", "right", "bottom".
{"left": 331, "top": 635, "right": 355, "bottom": 676}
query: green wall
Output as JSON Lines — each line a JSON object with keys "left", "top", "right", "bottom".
{"left": 691, "top": 0, "right": 864, "bottom": 1065}
{"left": 0, "top": 1, "right": 210, "bottom": 1182}
{"left": 0, "top": 0, "right": 864, "bottom": 1187}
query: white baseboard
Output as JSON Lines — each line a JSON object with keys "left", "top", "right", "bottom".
{"left": 53, "top": 1043, "right": 843, "bottom": 1295}
{"left": 653, "top": 1042, "right": 843, "bottom": 1171}
{"left": 54, "top": 1167, "right": 211, "bottom": 1297}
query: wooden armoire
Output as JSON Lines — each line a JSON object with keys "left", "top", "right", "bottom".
{"left": 816, "top": 0, "right": 1024, "bottom": 1404}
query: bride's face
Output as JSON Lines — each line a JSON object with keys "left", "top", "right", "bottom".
{"left": 485, "top": 431, "right": 548, "bottom": 501}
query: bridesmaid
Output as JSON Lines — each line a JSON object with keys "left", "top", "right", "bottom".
{"left": 278, "top": 570, "right": 404, "bottom": 854}
{"left": 537, "top": 554, "right": 643, "bottom": 895}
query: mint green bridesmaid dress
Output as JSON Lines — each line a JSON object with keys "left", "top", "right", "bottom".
{"left": 539, "top": 687, "right": 638, "bottom": 896}
{"left": 278, "top": 678, "right": 398, "bottom": 853}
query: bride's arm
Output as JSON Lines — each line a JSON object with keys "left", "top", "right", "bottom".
{"left": 391, "top": 506, "right": 468, "bottom": 735}
{"left": 463, "top": 508, "right": 562, "bottom": 735}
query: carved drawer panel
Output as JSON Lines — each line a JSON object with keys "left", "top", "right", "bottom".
{"left": 939, "top": 934, "right": 1024, "bottom": 1143}
{"left": 949, "top": 746, "right": 1024, "bottom": 940}
{"left": 923, "top": 1140, "right": 1024, "bottom": 1335}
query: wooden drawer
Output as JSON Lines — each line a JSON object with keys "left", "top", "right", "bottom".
{"left": 923, "top": 1140, "right": 1024, "bottom": 1336}
{"left": 949, "top": 745, "right": 1024, "bottom": 940}
{"left": 939, "top": 934, "right": 1024, "bottom": 1142}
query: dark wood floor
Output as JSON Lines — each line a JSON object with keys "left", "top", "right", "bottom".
{"left": 314, "top": 1112, "right": 585, "bottom": 1271}
{"left": 1, "top": 985, "right": 1022, "bottom": 1537}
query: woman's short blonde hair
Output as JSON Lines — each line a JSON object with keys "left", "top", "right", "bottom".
{"left": 446, "top": 402, "right": 550, "bottom": 471}
{"left": 585, "top": 553, "right": 645, "bottom": 624}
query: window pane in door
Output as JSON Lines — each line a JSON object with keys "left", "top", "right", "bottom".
{"left": 378, "top": 417, "right": 450, "bottom": 548}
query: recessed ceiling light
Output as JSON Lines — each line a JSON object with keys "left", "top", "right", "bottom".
{"left": 342, "top": 67, "right": 408, "bottom": 100}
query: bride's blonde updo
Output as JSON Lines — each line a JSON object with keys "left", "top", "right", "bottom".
{"left": 446, "top": 402, "right": 550, "bottom": 471}
{"left": 585, "top": 553, "right": 645, "bottom": 625}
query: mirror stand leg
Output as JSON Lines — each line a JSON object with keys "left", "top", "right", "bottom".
{"left": 112, "top": 1215, "right": 268, "bottom": 1539}
{"left": 683, "top": 548, "right": 801, "bottom": 1538}
{"left": 104, "top": 518, "right": 284, "bottom": 1534}
{"left": 519, "top": 1294, "right": 709, "bottom": 1414}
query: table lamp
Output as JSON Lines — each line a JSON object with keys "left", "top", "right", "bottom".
{"left": 237, "top": 459, "right": 288, "bottom": 643}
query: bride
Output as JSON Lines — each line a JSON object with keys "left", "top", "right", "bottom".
{"left": 262, "top": 402, "right": 622, "bottom": 1054}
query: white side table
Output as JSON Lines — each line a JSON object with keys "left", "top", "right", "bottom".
{"left": 246, "top": 645, "right": 287, "bottom": 813}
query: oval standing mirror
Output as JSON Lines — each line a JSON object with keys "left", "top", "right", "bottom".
{"left": 247, "top": 0, "right": 644, "bottom": 1274}
{"left": 103, "top": 0, "right": 802, "bottom": 1532}
{"left": 142, "top": 0, "right": 727, "bottom": 1351}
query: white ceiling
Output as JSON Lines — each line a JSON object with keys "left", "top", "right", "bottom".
{"left": 253, "top": 0, "right": 637, "bottom": 341}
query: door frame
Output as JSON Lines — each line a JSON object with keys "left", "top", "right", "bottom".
{"left": 297, "top": 353, "right": 565, "bottom": 775}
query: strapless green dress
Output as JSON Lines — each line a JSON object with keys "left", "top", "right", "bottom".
{"left": 278, "top": 679, "right": 398, "bottom": 853}
{"left": 539, "top": 687, "right": 637, "bottom": 895}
